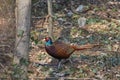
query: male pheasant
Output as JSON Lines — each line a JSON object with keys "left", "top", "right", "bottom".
{"left": 45, "top": 37, "right": 99, "bottom": 69}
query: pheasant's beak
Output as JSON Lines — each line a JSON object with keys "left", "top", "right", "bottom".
{"left": 41, "top": 39, "right": 45, "bottom": 43}
{"left": 43, "top": 38, "right": 46, "bottom": 41}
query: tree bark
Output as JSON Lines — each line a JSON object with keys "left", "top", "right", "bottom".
{"left": 13, "top": 0, "right": 31, "bottom": 79}
{"left": 47, "top": 0, "right": 53, "bottom": 40}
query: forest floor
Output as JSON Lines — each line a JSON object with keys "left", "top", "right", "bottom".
{"left": 0, "top": 1, "right": 120, "bottom": 80}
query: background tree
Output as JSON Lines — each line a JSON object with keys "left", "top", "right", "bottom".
{"left": 13, "top": 0, "right": 31, "bottom": 79}
{"left": 47, "top": 0, "right": 53, "bottom": 39}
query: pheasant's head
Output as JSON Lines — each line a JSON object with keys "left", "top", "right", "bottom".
{"left": 45, "top": 37, "right": 53, "bottom": 46}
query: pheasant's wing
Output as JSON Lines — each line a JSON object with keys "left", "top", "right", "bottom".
{"left": 53, "top": 42, "right": 75, "bottom": 58}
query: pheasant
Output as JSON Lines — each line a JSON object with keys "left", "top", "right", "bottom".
{"left": 45, "top": 37, "right": 99, "bottom": 69}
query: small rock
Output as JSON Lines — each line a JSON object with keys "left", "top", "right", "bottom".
{"left": 76, "top": 5, "right": 84, "bottom": 12}
{"left": 57, "top": 18, "right": 66, "bottom": 25}
{"left": 78, "top": 17, "right": 87, "bottom": 27}
{"left": 116, "top": 74, "right": 120, "bottom": 78}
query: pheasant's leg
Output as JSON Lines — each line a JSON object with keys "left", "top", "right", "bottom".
{"left": 63, "top": 58, "right": 73, "bottom": 64}
{"left": 57, "top": 59, "right": 62, "bottom": 69}
{"left": 68, "top": 58, "right": 73, "bottom": 64}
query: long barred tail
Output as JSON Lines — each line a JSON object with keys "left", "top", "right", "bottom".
{"left": 72, "top": 43, "right": 100, "bottom": 50}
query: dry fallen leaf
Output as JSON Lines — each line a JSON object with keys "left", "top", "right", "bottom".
{"left": 112, "top": 44, "right": 119, "bottom": 51}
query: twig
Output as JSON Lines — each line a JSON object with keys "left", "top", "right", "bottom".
{"left": 32, "top": 0, "right": 41, "bottom": 7}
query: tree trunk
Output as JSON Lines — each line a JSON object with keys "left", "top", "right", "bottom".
{"left": 13, "top": 0, "right": 31, "bottom": 79}
{"left": 47, "top": 0, "right": 53, "bottom": 40}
